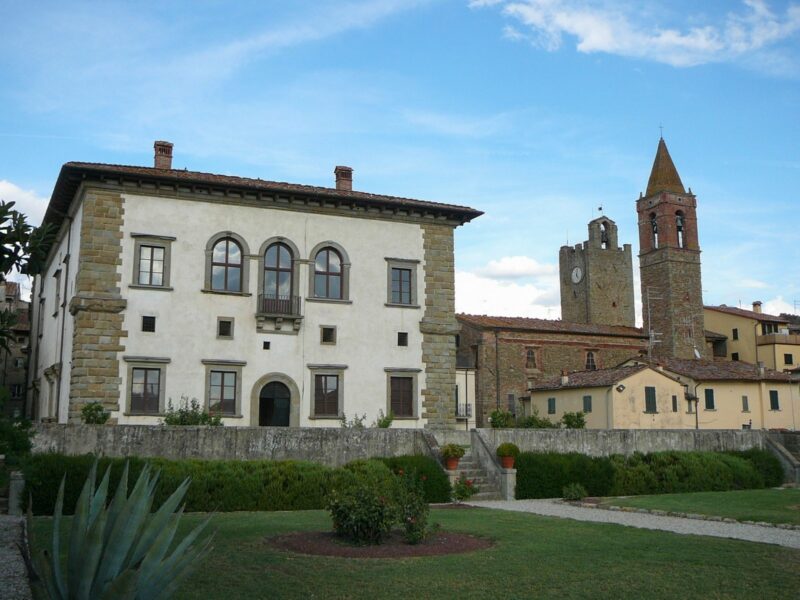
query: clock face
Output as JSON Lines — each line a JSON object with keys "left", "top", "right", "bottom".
{"left": 571, "top": 266, "right": 583, "bottom": 284}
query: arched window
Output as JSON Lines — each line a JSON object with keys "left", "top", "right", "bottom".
{"left": 600, "top": 221, "right": 608, "bottom": 249}
{"left": 526, "top": 348, "right": 537, "bottom": 369}
{"left": 211, "top": 237, "right": 242, "bottom": 292}
{"left": 314, "top": 247, "right": 342, "bottom": 299}
{"left": 676, "top": 211, "right": 685, "bottom": 248}
{"left": 650, "top": 213, "right": 659, "bottom": 248}
{"left": 264, "top": 242, "right": 293, "bottom": 299}
{"left": 585, "top": 351, "right": 597, "bottom": 371}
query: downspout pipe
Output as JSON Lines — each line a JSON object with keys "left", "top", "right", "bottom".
{"left": 54, "top": 216, "right": 73, "bottom": 423}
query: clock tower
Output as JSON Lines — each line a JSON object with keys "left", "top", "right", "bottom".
{"left": 559, "top": 216, "right": 635, "bottom": 327}
{"left": 637, "top": 137, "right": 706, "bottom": 359}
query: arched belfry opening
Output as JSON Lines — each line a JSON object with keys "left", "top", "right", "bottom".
{"left": 675, "top": 211, "right": 685, "bottom": 248}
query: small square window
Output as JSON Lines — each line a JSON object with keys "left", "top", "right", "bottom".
{"left": 263, "top": 341, "right": 271, "bottom": 350}
{"left": 217, "top": 318, "right": 234, "bottom": 339}
{"left": 321, "top": 326, "right": 336, "bottom": 345}
{"left": 731, "top": 352, "right": 739, "bottom": 361}
{"left": 142, "top": 316, "right": 156, "bottom": 332}
{"left": 784, "top": 353, "right": 793, "bottom": 365}
{"left": 398, "top": 332, "right": 408, "bottom": 347}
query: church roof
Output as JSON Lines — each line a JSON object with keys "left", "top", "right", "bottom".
{"left": 646, "top": 138, "right": 686, "bottom": 196}
{"left": 456, "top": 314, "right": 646, "bottom": 338}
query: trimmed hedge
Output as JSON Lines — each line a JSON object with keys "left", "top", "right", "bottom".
{"left": 379, "top": 455, "right": 451, "bottom": 503}
{"left": 516, "top": 449, "right": 784, "bottom": 499}
{"left": 23, "top": 453, "right": 452, "bottom": 515}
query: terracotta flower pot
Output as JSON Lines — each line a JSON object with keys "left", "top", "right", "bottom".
{"left": 445, "top": 457, "right": 460, "bottom": 470}
{"left": 500, "top": 456, "right": 515, "bottom": 469}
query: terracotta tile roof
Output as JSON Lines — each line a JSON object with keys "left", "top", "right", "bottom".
{"left": 635, "top": 357, "right": 791, "bottom": 382}
{"left": 457, "top": 314, "right": 646, "bottom": 338}
{"left": 646, "top": 138, "right": 685, "bottom": 196}
{"left": 529, "top": 364, "right": 649, "bottom": 391}
{"left": 704, "top": 329, "right": 728, "bottom": 341}
{"left": 704, "top": 305, "right": 789, "bottom": 324}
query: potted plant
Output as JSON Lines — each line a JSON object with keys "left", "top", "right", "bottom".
{"left": 496, "top": 442, "right": 520, "bottom": 469}
{"left": 441, "top": 443, "right": 465, "bottom": 470}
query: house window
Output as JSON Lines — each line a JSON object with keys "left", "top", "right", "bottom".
{"left": 217, "top": 318, "right": 234, "bottom": 339}
{"left": 14, "top": 358, "right": 24, "bottom": 368}
{"left": 398, "top": 332, "right": 408, "bottom": 347}
{"left": 784, "top": 353, "right": 793, "bottom": 365}
{"left": 314, "top": 248, "right": 343, "bottom": 299}
{"left": 52, "top": 269, "right": 61, "bottom": 316}
{"left": 763, "top": 323, "right": 778, "bottom": 335}
{"left": 547, "top": 397, "right": 556, "bottom": 414}
{"left": 142, "top": 316, "right": 156, "bottom": 333}
{"left": 769, "top": 390, "right": 780, "bottom": 411}
{"left": 385, "top": 259, "right": 418, "bottom": 306}
{"left": 321, "top": 326, "right": 336, "bottom": 345}
{"left": 132, "top": 234, "right": 174, "bottom": 289}
{"left": 644, "top": 386, "right": 657, "bottom": 413}
{"left": 202, "top": 359, "right": 245, "bottom": 417}
{"left": 731, "top": 352, "right": 739, "bottom": 361}
{"left": 582, "top": 395, "right": 592, "bottom": 413}
{"left": 10, "top": 384, "right": 23, "bottom": 398}
{"left": 131, "top": 368, "right": 161, "bottom": 414}
{"left": 704, "top": 388, "right": 715, "bottom": 410}
{"left": 211, "top": 237, "right": 243, "bottom": 292}
{"left": 671, "top": 395, "right": 678, "bottom": 413}
{"left": 585, "top": 351, "right": 597, "bottom": 371}
{"left": 264, "top": 242, "right": 293, "bottom": 301}
{"left": 732, "top": 328, "right": 739, "bottom": 340}
{"left": 742, "top": 395, "right": 749, "bottom": 412}
{"left": 314, "top": 374, "right": 340, "bottom": 417}
{"left": 390, "top": 376, "right": 414, "bottom": 417}
{"left": 526, "top": 348, "right": 538, "bottom": 369}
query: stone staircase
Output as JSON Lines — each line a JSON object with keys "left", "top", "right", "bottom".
{"left": 450, "top": 449, "right": 502, "bottom": 501}
{"left": 781, "top": 433, "right": 800, "bottom": 462}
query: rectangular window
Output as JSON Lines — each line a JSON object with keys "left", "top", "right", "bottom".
{"left": 582, "top": 395, "right": 592, "bottom": 413}
{"left": 130, "top": 367, "right": 161, "bottom": 414}
{"left": 732, "top": 328, "right": 739, "bottom": 340}
{"left": 672, "top": 395, "right": 678, "bottom": 413}
{"left": 644, "top": 386, "right": 657, "bottom": 413}
{"left": 217, "top": 318, "right": 234, "bottom": 339}
{"left": 390, "top": 376, "right": 414, "bottom": 417}
{"left": 321, "top": 326, "right": 336, "bottom": 345}
{"left": 731, "top": 352, "right": 739, "bottom": 361}
{"left": 784, "top": 353, "right": 793, "bottom": 365}
{"left": 138, "top": 245, "right": 165, "bottom": 286}
{"left": 763, "top": 323, "right": 778, "bottom": 335}
{"left": 742, "top": 395, "right": 749, "bottom": 412}
{"left": 547, "top": 397, "right": 556, "bottom": 414}
{"left": 391, "top": 268, "right": 412, "bottom": 304}
{"left": 14, "top": 358, "right": 24, "bottom": 368}
{"left": 769, "top": 390, "right": 780, "bottom": 411}
{"left": 208, "top": 370, "right": 237, "bottom": 415}
{"left": 10, "top": 384, "right": 22, "bottom": 398}
{"left": 142, "top": 316, "right": 156, "bottom": 332}
{"left": 314, "top": 374, "right": 339, "bottom": 416}
{"left": 52, "top": 269, "right": 62, "bottom": 317}
{"left": 704, "top": 388, "right": 715, "bottom": 410}
{"left": 397, "top": 332, "right": 408, "bottom": 347}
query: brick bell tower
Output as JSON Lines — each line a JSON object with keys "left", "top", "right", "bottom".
{"left": 560, "top": 217, "right": 635, "bottom": 327}
{"left": 637, "top": 138, "right": 706, "bottom": 359}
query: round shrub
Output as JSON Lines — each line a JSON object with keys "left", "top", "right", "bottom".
{"left": 562, "top": 482, "right": 588, "bottom": 501}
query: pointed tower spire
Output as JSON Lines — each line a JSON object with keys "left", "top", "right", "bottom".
{"left": 646, "top": 138, "right": 685, "bottom": 196}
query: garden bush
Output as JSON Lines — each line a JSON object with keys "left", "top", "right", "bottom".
{"left": 516, "top": 452, "right": 614, "bottom": 498}
{"left": 729, "top": 448, "right": 784, "bottom": 487}
{"left": 380, "top": 455, "right": 451, "bottom": 503}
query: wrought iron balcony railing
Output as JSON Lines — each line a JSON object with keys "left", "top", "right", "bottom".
{"left": 257, "top": 294, "right": 301, "bottom": 317}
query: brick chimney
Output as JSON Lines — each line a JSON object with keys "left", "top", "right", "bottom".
{"left": 752, "top": 301, "right": 762, "bottom": 314}
{"left": 154, "top": 141, "right": 174, "bottom": 170}
{"left": 334, "top": 166, "right": 353, "bottom": 191}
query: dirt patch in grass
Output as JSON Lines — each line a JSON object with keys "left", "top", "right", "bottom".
{"left": 268, "top": 529, "right": 493, "bottom": 558}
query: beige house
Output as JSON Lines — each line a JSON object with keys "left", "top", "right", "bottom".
{"left": 528, "top": 358, "right": 799, "bottom": 431}
{"left": 704, "top": 302, "right": 799, "bottom": 372}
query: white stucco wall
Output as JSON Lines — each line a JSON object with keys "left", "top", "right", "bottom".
{"left": 116, "top": 193, "right": 428, "bottom": 427}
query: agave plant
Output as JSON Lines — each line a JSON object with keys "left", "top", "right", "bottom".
{"left": 27, "top": 461, "right": 213, "bottom": 599}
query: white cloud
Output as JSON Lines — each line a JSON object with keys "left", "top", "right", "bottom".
{"left": 473, "top": 255, "right": 557, "bottom": 279}
{"left": 0, "top": 180, "right": 48, "bottom": 226}
{"left": 739, "top": 278, "right": 770, "bottom": 289}
{"left": 763, "top": 296, "right": 799, "bottom": 316}
{"left": 474, "top": 0, "right": 800, "bottom": 69}
{"left": 456, "top": 269, "right": 560, "bottom": 318}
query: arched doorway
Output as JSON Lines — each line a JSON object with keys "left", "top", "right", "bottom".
{"left": 259, "top": 381, "right": 291, "bottom": 426}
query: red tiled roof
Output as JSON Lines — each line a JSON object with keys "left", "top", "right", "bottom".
{"left": 529, "top": 364, "right": 649, "bottom": 391}
{"left": 457, "top": 314, "right": 646, "bottom": 338}
{"left": 634, "top": 357, "right": 791, "bottom": 382}
{"left": 704, "top": 329, "right": 727, "bottom": 341}
{"left": 705, "top": 305, "right": 788, "bottom": 324}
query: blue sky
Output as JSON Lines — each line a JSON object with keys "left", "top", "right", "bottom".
{"left": 1, "top": 0, "right": 798, "bottom": 320}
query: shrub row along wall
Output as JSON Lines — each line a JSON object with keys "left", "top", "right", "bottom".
{"left": 482, "top": 428, "right": 766, "bottom": 457}
{"left": 32, "top": 424, "right": 430, "bottom": 467}
{"left": 23, "top": 454, "right": 452, "bottom": 515}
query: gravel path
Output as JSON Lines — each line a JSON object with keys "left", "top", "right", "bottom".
{"left": 0, "top": 515, "right": 32, "bottom": 600}
{"left": 467, "top": 499, "right": 800, "bottom": 549}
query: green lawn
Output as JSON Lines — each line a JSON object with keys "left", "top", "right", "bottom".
{"left": 31, "top": 507, "right": 800, "bottom": 599}
{"left": 603, "top": 488, "right": 800, "bottom": 525}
